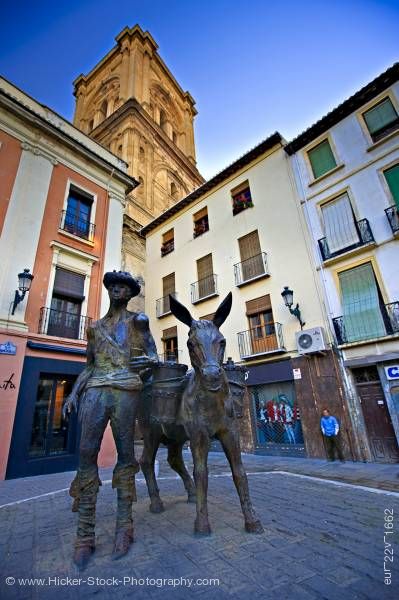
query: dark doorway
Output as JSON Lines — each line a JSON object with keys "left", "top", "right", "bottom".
{"left": 353, "top": 367, "right": 399, "bottom": 462}
{"left": 6, "top": 357, "right": 84, "bottom": 479}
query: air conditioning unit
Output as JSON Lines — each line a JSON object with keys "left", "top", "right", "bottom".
{"left": 296, "top": 327, "right": 328, "bottom": 355}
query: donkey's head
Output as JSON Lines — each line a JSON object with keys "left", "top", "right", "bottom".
{"left": 170, "top": 292, "right": 232, "bottom": 392}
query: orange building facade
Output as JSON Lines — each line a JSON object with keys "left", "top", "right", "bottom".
{"left": 0, "top": 77, "right": 137, "bottom": 479}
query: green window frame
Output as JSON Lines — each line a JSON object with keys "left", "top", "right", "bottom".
{"left": 363, "top": 98, "right": 399, "bottom": 142}
{"left": 307, "top": 139, "right": 337, "bottom": 179}
{"left": 384, "top": 164, "right": 399, "bottom": 210}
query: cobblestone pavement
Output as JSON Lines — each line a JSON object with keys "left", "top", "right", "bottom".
{"left": 0, "top": 452, "right": 398, "bottom": 599}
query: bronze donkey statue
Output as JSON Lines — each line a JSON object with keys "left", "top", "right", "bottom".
{"left": 139, "top": 292, "right": 264, "bottom": 536}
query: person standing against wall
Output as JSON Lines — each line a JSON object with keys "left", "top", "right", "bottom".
{"left": 320, "top": 408, "right": 345, "bottom": 462}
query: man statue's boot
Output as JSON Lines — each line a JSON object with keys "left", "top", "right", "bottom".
{"left": 112, "top": 487, "right": 135, "bottom": 560}
{"left": 72, "top": 475, "right": 100, "bottom": 570}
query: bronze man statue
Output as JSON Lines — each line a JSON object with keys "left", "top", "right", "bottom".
{"left": 63, "top": 271, "right": 158, "bottom": 570}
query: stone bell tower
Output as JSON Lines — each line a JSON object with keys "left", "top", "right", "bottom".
{"left": 73, "top": 25, "right": 204, "bottom": 309}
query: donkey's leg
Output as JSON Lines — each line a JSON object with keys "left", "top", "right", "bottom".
{"left": 167, "top": 442, "right": 196, "bottom": 503}
{"left": 139, "top": 427, "right": 164, "bottom": 514}
{"left": 191, "top": 433, "right": 211, "bottom": 535}
{"left": 217, "top": 428, "right": 264, "bottom": 534}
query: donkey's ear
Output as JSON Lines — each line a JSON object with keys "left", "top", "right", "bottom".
{"left": 213, "top": 292, "right": 232, "bottom": 329}
{"left": 169, "top": 294, "right": 193, "bottom": 328}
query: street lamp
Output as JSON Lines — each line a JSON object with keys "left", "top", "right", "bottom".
{"left": 281, "top": 286, "right": 305, "bottom": 330}
{"left": 11, "top": 269, "right": 34, "bottom": 315}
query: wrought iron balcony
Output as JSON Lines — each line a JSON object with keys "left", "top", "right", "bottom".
{"left": 156, "top": 292, "right": 177, "bottom": 317}
{"left": 158, "top": 350, "right": 182, "bottom": 363}
{"left": 191, "top": 274, "right": 218, "bottom": 304}
{"left": 161, "top": 240, "right": 174, "bottom": 256}
{"left": 332, "top": 301, "right": 399, "bottom": 345}
{"left": 318, "top": 218, "right": 374, "bottom": 261}
{"left": 60, "top": 211, "right": 95, "bottom": 241}
{"left": 237, "top": 323, "right": 286, "bottom": 359}
{"left": 385, "top": 205, "right": 399, "bottom": 235}
{"left": 39, "top": 307, "right": 91, "bottom": 340}
{"left": 234, "top": 252, "right": 269, "bottom": 286}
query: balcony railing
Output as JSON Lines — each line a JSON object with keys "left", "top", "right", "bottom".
{"left": 156, "top": 292, "right": 177, "bottom": 317}
{"left": 191, "top": 274, "right": 218, "bottom": 304}
{"left": 234, "top": 252, "right": 269, "bottom": 286}
{"left": 39, "top": 307, "right": 91, "bottom": 340}
{"left": 385, "top": 205, "right": 399, "bottom": 235}
{"left": 159, "top": 350, "right": 182, "bottom": 363}
{"left": 161, "top": 240, "right": 174, "bottom": 256}
{"left": 332, "top": 301, "right": 399, "bottom": 345}
{"left": 60, "top": 211, "right": 95, "bottom": 241}
{"left": 318, "top": 218, "right": 374, "bottom": 261}
{"left": 237, "top": 323, "right": 285, "bottom": 359}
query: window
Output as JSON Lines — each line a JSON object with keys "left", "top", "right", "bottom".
{"left": 160, "top": 109, "right": 167, "bottom": 132}
{"left": 308, "top": 139, "right": 337, "bottom": 179}
{"left": 47, "top": 268, "right": 85, "bottom": 339}
{"left": 321, "top": 193, "right": 359, "bottom": 254}
{"left": 238, "top": 230, "right": 264, "bottom": 282}
{"left": 159, "top": 272, "right": 175, "bottom": 315}
{"left": 170, "top": 182, "right": 179, "bottom": 201}
{"left": 384, "top": 164, "right": 399, "bottom": 210}
{"left": 29, "top": 375, "right": 77, "bottom": 457}
{"left": 162, "top": 326, "right": 178, "bottom": 362}
{"left": 338, "top": 263, "right": 387, "bottom": 343}
{"left": 161, "top": 229, "right": 174, "bottom": 256}
{"left": 231, "top": 181, "right": 253, "bottom": 215}
{"left": 363, "top": 97, "right": 399, "bottom": 142}
{"left": 193, "top": 207, "right": 209, "bottom": 238}
{"left": 246, "top": 295, "right": 278, "bottom": 354}
{"left": 196, "top": 254, "right": 215, "bottom": 299}
{"left": 100, "top": 100, "right": 108, "bottom": 121}
{"left": 63, "top": 185, "right": 94, "bottom": 240}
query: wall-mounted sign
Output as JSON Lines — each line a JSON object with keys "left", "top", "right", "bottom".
{"left": 385, "top": 365, "right": 399, "bottom": 381}
{"left": 293, "top": 368, "right": 302, "bottom": 380}
{"left": 0, "top": 341, "right": 17, "bottom": 355}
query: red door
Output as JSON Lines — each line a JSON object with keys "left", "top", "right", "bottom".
{"left": 357, "top": 382, "right": 399, "bottom": 462}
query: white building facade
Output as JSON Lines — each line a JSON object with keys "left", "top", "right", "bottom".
{"left": 286, "top": 63, "right": 399, "bottom": 463}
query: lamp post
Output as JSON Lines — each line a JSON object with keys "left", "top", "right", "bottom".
{"left": 281, "top": 286, "right": 305, "bottom": 330}
{"left": 11, "top": 269, "right": 34, "bottom": 315}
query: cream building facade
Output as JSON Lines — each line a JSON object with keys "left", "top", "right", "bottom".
{"left": 72, "top": 25, "right": 204, "bottom": 310}
{"left": 142, "top": 133, "right": 357, "bottom": 459}
{"left": 286, "top": 63, "right": 399, "bottom": 463}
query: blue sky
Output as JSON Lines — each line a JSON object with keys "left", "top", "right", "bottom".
{"left": 0, "top": 0, "right": 398, "bottom": 179}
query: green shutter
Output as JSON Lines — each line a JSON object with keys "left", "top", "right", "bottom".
{"left": 339, "top": 263, "right": 386, "bottom": 343}
{"left": 385, "top": 164, "right": 399, "bottom": 210}
{"left": 308, "top": 140, "right": 337, "bottom": 179}
{"left": 363, "top": 98, "right": 398, "bottom": 135}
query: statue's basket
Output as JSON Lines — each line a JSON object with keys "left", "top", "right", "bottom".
{"left": 150, "top": 362, "right": 188, "bottom": 425}
{"left": 223, "top": 362, "right": 248, "bottom": 418}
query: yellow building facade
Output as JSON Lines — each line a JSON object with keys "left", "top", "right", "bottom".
{"left": 142, "top": 134, "right": 358, "bottom": 458}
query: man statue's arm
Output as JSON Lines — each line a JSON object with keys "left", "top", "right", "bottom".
{"left": 62, "top": 327, "right": 95, "bottom": 417}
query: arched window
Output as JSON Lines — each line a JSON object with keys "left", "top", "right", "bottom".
{"left": 100, "top": 100, "right": 108, "bottom": 120}
{"left": 160, "top": 109, "right": 167, "bottom": 132}
{"left": 170, "top": 182, "right": 178, "bottom": 200}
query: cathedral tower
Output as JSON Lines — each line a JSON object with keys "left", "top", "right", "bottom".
{"left": 73, "top": 25, "right": 204, "bottom": 308}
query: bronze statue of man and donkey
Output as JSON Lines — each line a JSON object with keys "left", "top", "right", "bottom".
{"left": 64, "top": 271, "right": 263, "bottom": 570}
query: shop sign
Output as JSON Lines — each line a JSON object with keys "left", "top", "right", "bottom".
{"left": 385, "top": 365, "right": 399, "bottom": 380}
{"left": 0, "top": 341, "right": 17, "bottom": 355}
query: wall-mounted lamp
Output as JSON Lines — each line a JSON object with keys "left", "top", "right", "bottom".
{"left": 281, "top": 286, "right": 305, "bottom": 330}
{"left": 11, "top": 269, "right": 34, "bottom": 315}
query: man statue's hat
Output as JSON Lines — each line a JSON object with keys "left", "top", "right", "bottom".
{"left": 103, "top": 270, "right": 141, "bottom": 297}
